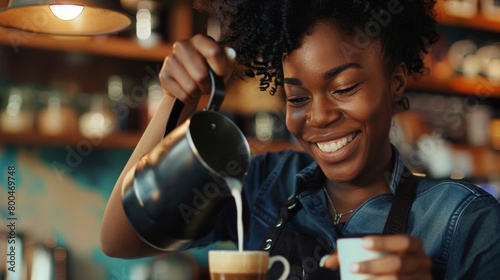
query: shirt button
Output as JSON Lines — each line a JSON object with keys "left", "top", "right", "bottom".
{"left": 263, "top": 239, "right": 273, "bottom": 250}
{"left": 275, "top": 218, "right": 284, "bottom": 228}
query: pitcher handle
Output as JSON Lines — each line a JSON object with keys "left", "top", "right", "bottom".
{"left": 269, "top": 255, "right": 290, "bottom": 280}
{"left": 163, "top": 67, "right": 225, "bottom": 137}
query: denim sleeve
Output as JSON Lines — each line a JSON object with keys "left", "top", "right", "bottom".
{"left": 445, "top": 194, "right": 500, "bottom": 279}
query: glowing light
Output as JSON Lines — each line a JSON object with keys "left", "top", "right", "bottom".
{"left": 136, "top": 9, "right": 152, "bottom": 40}
{"left": 49, "top": 4, "right": 84, "bottom": 21}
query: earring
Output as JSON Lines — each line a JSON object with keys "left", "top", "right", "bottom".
{"left": 397, "top": 96, "right": 410, "bottom": 110}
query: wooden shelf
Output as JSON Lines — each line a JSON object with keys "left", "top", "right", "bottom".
{"left": 0, "top": 132, "right": 302, "bottom": 153}
{"left": 415, "top": 7, "right": 500, "bottom": 97}
{"left": 452, "top": 144, "right": 500, "bottom": 178}
{"left": 0, "top": 131, "right": 141, "bottom": 149}
{"left": 407, "top": 74, "right": 500, "bottom": 97}
{"left": 0, "top": 28, "right": 172, "bottom": 61}
{"left": 437, "top": 10, "right": 500, "bottom": 33}
{"left": 2, "top": 131, "right": 497, "bottom": 178}
{"left": 409, "top": 74, "right": 500, "bottom": 96}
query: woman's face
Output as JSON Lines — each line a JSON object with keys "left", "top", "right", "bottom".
{"left": 283, "top": 21, "right": 405, "bottom": 184}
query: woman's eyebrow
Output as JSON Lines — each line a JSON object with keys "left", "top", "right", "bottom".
{"left": 323, "top": 62, "right": 362, "bottom": 80}
{"left": 283, "top": 77, "right": 302, "bottom": 85}
{"left": 283, "top": 62, "right": 362, "bottom": 86}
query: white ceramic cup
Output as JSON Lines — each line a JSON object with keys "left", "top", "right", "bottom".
{"left": 337, "top": 237, "right": 390, "bottom": 280}
{"left": 209, "top": 250, "right": 289, "bottom": 280}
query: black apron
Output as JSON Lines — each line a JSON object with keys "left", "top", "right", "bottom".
{"left": 262, "top": 169, "right": 418, "bottom": 279}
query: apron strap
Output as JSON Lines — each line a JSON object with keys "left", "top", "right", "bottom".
{"left": 383, "top": 167, "right": 418, "bottom": 234}
{"left": 261, "top": 197, "right": 301, "bottom": 253}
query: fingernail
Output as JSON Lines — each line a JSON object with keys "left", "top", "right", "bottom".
{"left": 226, "top": 47, "right": 236, "bottom": 60}
{"left": 350, "top": 262, "right": 360, "bottom": 273}
{"left": 362, "top": 238, "right": 375, "bottom": 249}
{"left": 319, "top": 255, "right": 329, "bottom": 267}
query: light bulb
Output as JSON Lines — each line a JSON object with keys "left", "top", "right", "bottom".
{"left": 49, "top": 4, "right": 84, "bottom": 21}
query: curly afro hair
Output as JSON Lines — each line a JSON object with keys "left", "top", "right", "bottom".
{"left": 195, "top": 0, "right": 440, "bottom": 95}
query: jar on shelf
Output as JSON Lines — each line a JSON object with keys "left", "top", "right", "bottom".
{"left": 147, "top": 82, "right": 163, "bottom": 123}
{"left": 37, "top": 90, "right": 78, "bottom": 136}
{"left": 489, "top": 119, "right": 500, "bottom": 150}
{"left": 135, "top": 0, "right": 165, "bottom": 47}
{"left": 487, "top": 118, "right": 500, "bottom": 201}
{"left": 466, "top": 104, "right": 492, "bottom": 146}
{"left": 78, "top": 94, "right": 119, "bottom": 138}
{"left": 108, "top": 75, "right": 147, "bottom": 132}
{"left": 480, "top": 0, "right": 500, "bottom": 21}
{"left": 445, "top": 0, "right": 478, "bottom": 18}
{"left": 0, "top": 86, "right": 36, "bottom": 133}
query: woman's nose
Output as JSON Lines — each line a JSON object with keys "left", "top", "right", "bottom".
{"left": 308, "top": 98, "right": 342, "bottom": 128}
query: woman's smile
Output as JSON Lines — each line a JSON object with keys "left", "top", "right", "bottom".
{"left": 316, "top": 131, "right": 359, "bottom": 153}
{"left": 311, "top": 130, "right": 361, "bottom": 165}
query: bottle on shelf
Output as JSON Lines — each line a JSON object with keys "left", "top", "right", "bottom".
{"left": 78, "top": 94, "right": 119, "bottom": 138}
{"left": 146, "top": 82, "right": 163, "bottom": 124}
{"left": 108, "top": 75, "right": 148, "bottom": 133}
{"left": 487, "top": 119, "right": 500, "bottom": 201}
{"left": 135, "top": 0, "right": 165, "bottom": 48}
{"left": 37, "top": 90, "right": 78, "bottom": 136}
{"left": 0, "top": 86, "right": 35, "bottom": 133}
{"left": 480, "top": 0, "right": 500, "bottom": 21}
{"left": 444, "top": 0, "right": 478, "bottom": 18}
{"left": 107, "top": 75, "right": 128, "bottom": 131}
{"left": 466, "top": 104, "right": 492, "bottom": 146}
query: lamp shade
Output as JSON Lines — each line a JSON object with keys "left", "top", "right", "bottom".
{"left": 0, "top": 0, "right": 133, "bottom": 36}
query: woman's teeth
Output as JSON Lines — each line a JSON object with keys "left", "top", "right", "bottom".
{"left": 316, "top": 132, "right": 357, "bottom": 152}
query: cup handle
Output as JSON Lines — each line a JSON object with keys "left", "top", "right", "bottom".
{"left": 269, "top": 255, "right": 290, "bottom": 280}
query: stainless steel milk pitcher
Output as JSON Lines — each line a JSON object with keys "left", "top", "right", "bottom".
{"left": 122, "top": 69, "right": 251, "bottom": 250}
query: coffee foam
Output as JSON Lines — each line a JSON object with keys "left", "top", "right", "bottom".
{"left": 209, "top": 251, "right": 269, "bottom": 273}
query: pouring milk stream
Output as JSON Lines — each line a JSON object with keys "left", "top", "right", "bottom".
{"left": 225, "top": 177, "right": 245, "bottom": 251}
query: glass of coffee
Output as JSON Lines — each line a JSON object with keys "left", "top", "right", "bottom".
{"left": 209, "top": 250, "right": 289, "bottom": 280}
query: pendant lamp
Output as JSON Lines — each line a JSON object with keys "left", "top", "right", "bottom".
{"left": 0, "top": 0, "right": 133, "bottom": 36}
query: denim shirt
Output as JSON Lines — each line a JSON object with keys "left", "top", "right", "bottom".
{"left": 200, "top": 148, "right": 500, "bottom": 279}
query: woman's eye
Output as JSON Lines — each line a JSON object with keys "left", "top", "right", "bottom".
{"left": 334, "top": 82, "right": 362, "bottom": 95}
{"left": 286, "top": 96, "right": 309, "bottom": 105}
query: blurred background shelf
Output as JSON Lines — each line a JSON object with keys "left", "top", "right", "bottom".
{"left": 3, "top": 130, "right": 496, "bottom": 179}
{"left": 0, "top": 131, "right": 301, "bottom": 154}
{"left": 0, "top": 131, "right": 142, "bottom": 149}
{"left": 0, "top": 29, "right": 172, "bottom": 61}
{"left": 451, "top": 144, "right": 500, "bottom": 178}
{"left": 438, "top": 9, "right": 500, "bottom": 33}
{"left": 408, "top": 74, "right": 500, "bottom": 97}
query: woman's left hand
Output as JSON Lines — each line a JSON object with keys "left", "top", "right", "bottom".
{"left": 322, "top": 235, "right": 433, "bottom": 279}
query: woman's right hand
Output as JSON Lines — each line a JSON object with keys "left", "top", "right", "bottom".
{"left": 159, "top": 34, "right": 237, "bottom": 105}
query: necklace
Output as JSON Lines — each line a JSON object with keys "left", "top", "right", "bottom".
{"left": 322, "top": 186, "right": 356, "bottom": 225}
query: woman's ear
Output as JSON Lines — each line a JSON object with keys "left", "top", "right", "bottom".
{"left": 391, "top": 62, "right": 408, "bottom": 103}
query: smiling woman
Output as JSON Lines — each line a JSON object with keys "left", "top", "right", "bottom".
{"left": 100, "top": 1, "right": 500, "bottom": 279}
{"left": 282, "top": 23, "right": 401, "bottom": 185}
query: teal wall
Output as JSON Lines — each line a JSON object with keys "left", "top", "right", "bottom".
{"left": 0, "top": 145, "right": 153, "bottom": 280}
{"left": 0, "top": 144, "right": 235, "bottom": 280}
